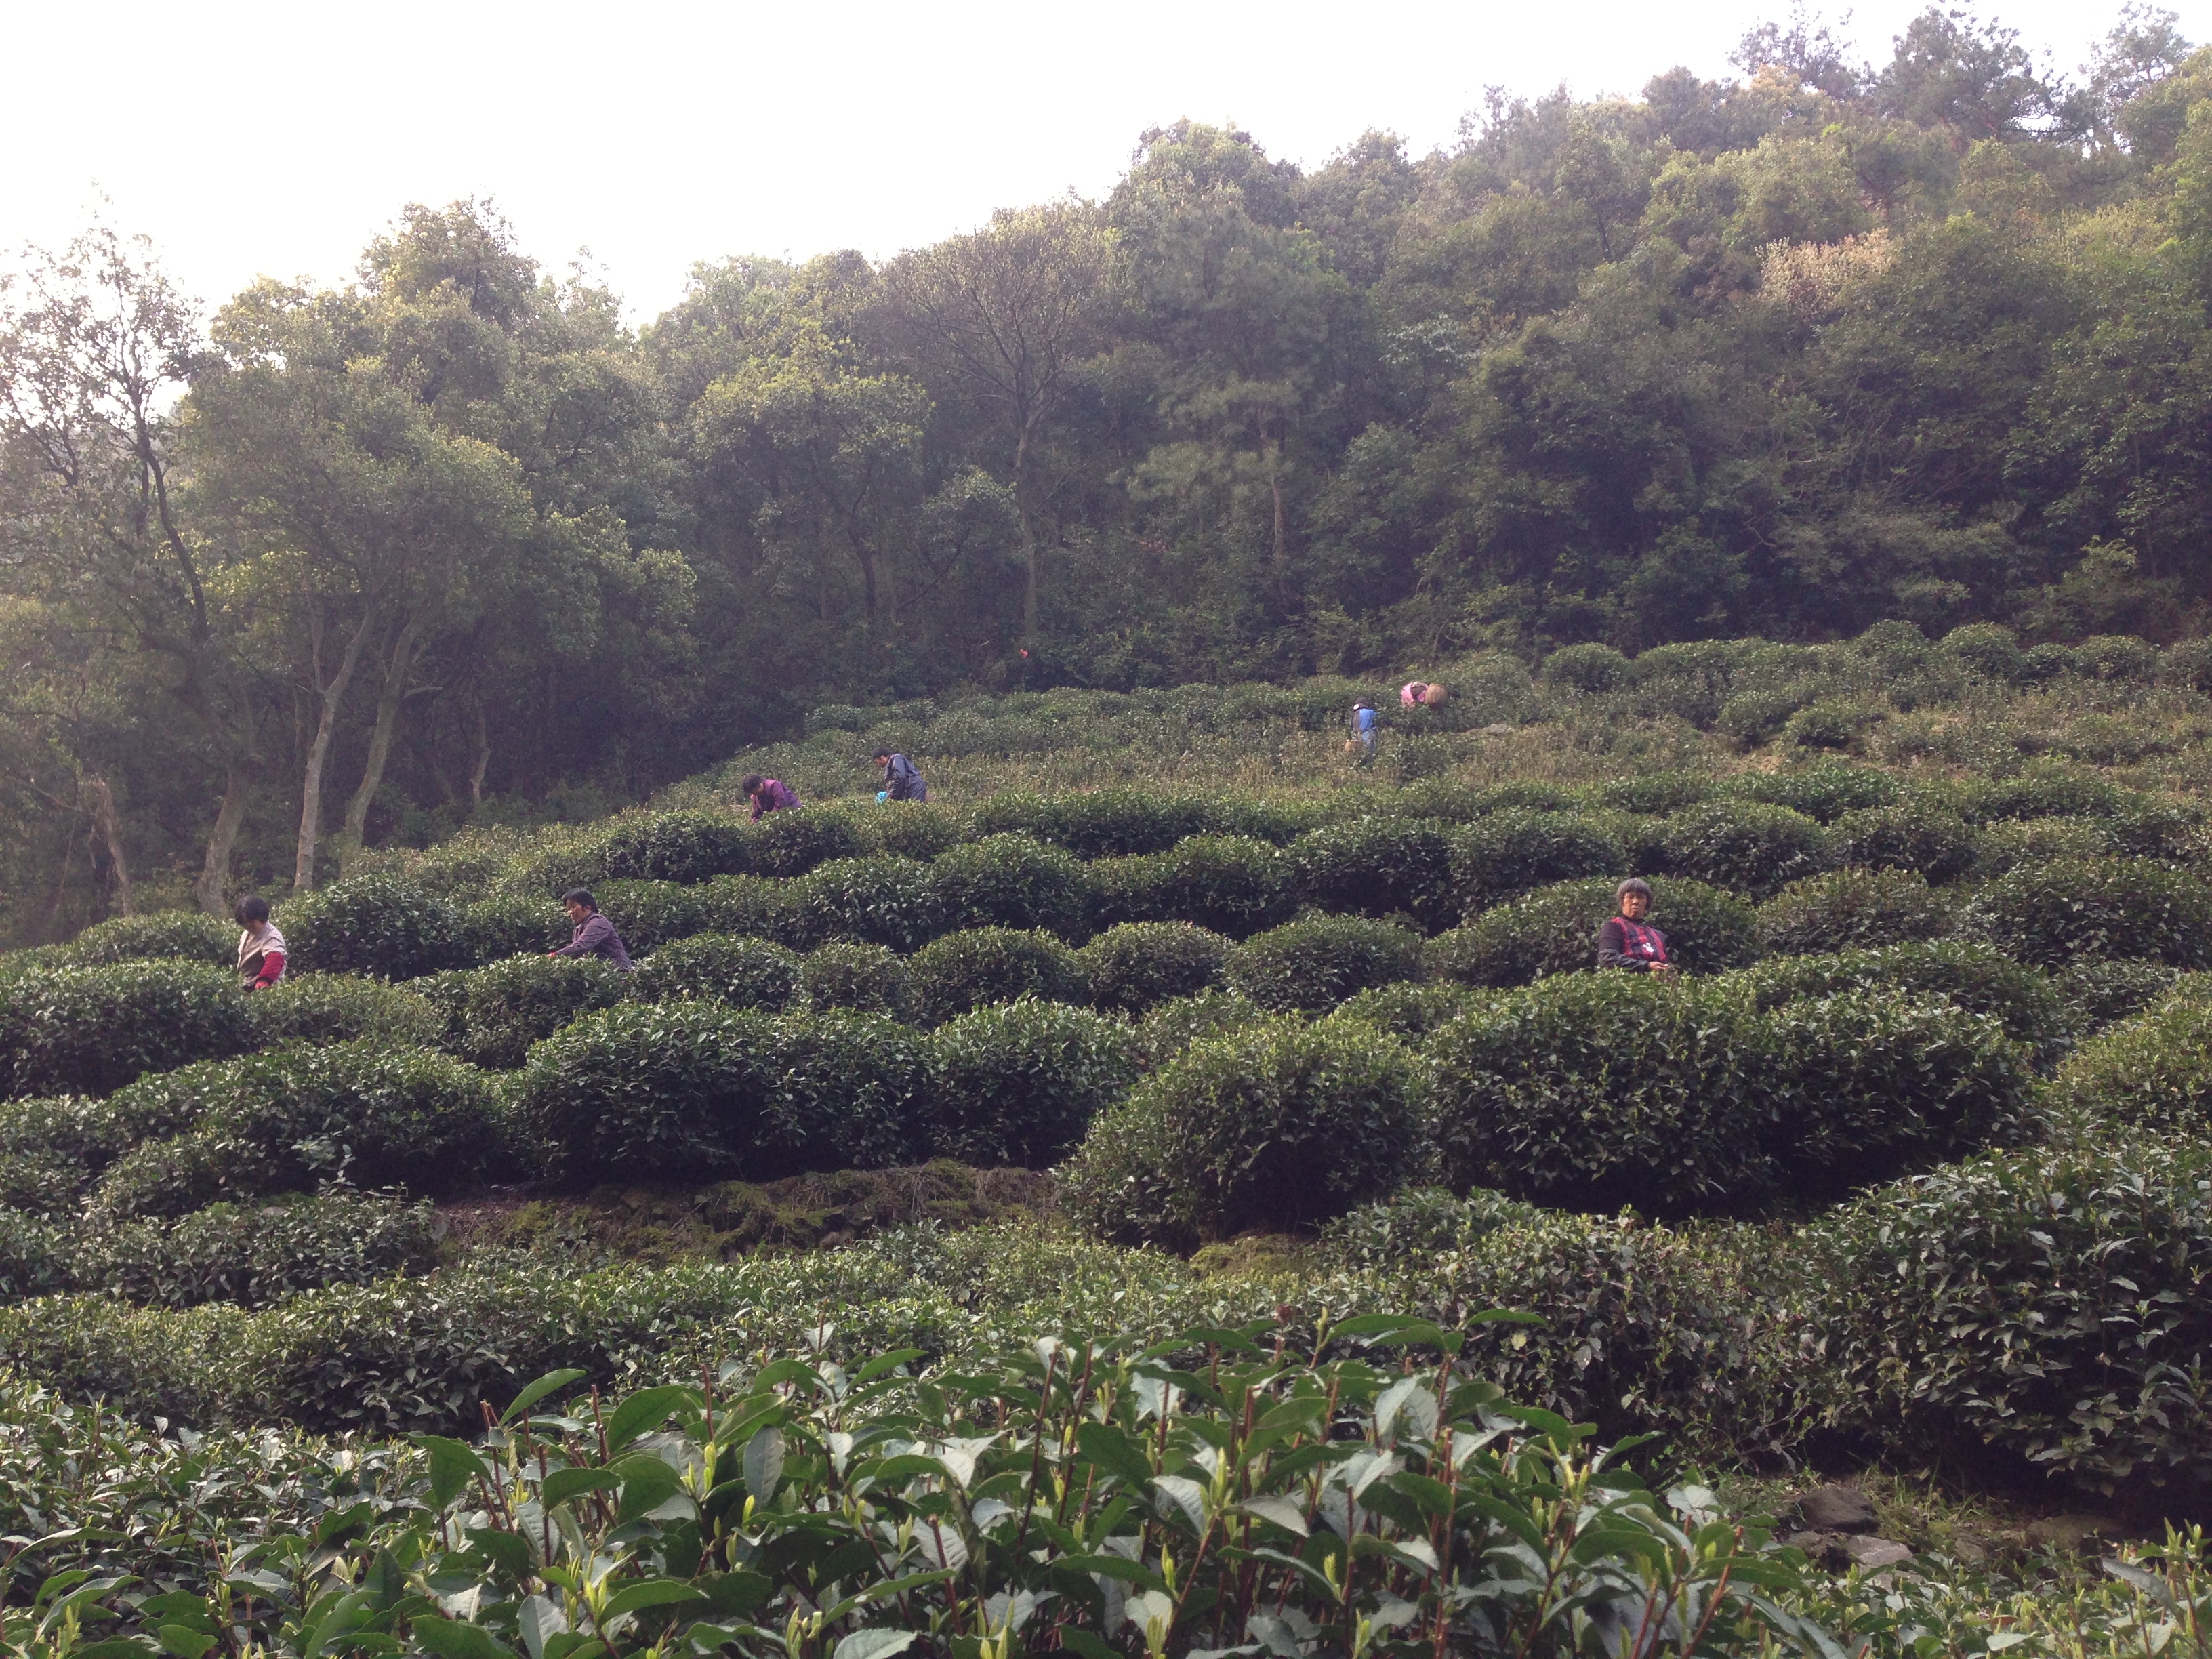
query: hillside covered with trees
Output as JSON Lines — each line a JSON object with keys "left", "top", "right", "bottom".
{"left": 3, "top": 4, "right": 2208, "bottom": 941}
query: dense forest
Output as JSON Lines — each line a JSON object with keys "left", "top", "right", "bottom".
{"left": 2, "top": 3, "right": 2208, "bottom": 937}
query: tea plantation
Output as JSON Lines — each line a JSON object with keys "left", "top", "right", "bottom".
{"left": 12, "top": 627, "right": 2212, "bottom": 1656}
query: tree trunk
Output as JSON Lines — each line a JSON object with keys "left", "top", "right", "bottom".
{"left": 468, "top": 693, "right": 491, "bottom": 810}
{"left": 294, "top": 602, "right": 382, "bottom": 892}
{"left": 337, "top": 615, "right": 423, "bottom": 872}
{"left": 81, "top": 776, "right": 134, "bottom": 916}
{"left": 1013, "top": 424, "right": 1039, "bottom": 647}
{"left": 195, "top": 762, "right": 253, "bottom": 916}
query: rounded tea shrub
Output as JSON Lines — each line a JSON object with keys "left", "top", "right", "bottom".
{"left": 1754, "top": 867, "right": 1949, "bottom": 956}
{"left": 1942, "top": 621, "right": 2026, "bottom": 681}
{"left": 1971, "top": 816, "right": 2112, "bottom": 877}
{"left": 1289, "top": 817, "right": 1457, "bottom": 930}
{"left": 1132, "top": 989, "right": 1273, "bottom": 1071}
{"left": 1074, "top": 922, "right": 1231, "bottom": 1015}
{"left": 800, "top": 941, "right": 912, "bottom": 1019}
{"left": 1835, "top": 802, "right": 1977, "bottom": 883}
{"left": 1593, "top": 771, "right": 1719, "bottom": 815}
{"left": 1960, "top": 857, "right": 2212, "bottom": 968}
{"left": 586, "top": 880, "right": 720, "bottom": 956}
{"left": 792, "top": 856, "right": 947, "bottom": 954}
{"left": 632, "top": 933, "right": 803, "bottom": 1012}
{"left": 930, "top": 834, "right": 1090, "bottom": 939}
{"left": 596, "top": 809, "right": 753, "bottom": 883}
{"left": 458, "top": 953, "right": 632, "bottom": 1069}
{"left": 512, "top": 1002, "right": 756, "bottom": 1184}
{"left": 1059, "top": 1017, "right": 1427, "bottom": 1250}
{"left": 2055, "top": 996, "right": 2212, "bottom": 1132}
{"left": 1429, "top": 876, "right": 1758, "bottom": 988}
{"left": 0, "top": 960, "right": 253, "bottom": 1099}
{"left": 1540, "top": 642, "right": 1630, "bottom": 692}
{"left": 1950, "top": 764, "right": 2123, "bottom": 825}
{"left": 741, "top": 1010, "right": 921, "bottom": 1178}
{"left": 924, "top": 998, "right": 1138, "bottom": 1167}
{"left": 1659, "top": 799, "right": 1838, "bottom": 899}
{"left": 748, "top": 806, "right": 865, "bottom": 878}
{"left": 2053, "top": 957, "right": 2182, "bottom": 1039}
{"left": 1727, "top": 765, "right": 1900, "bottom": 824}
{"left": 1803, "top": 1135, "right": 2212, "bottom": 1490}
{"left": 993, "top": 787, "right": 1223, "bottom": 859}
{"left": 276, "top": 876, "right": 464, "bottom": 979}
{"left": 90, "top": 1041, "right": 502, "bottom": 1216}
{"left": 1728, "top": 941, "right": 2069, "bottom": 1067}
{"left": 244, "top": 973, "right": 447, "bottom": 1050}
{"left": 0, "top": 1093, "right": 133, "bottom": 1214}
{"left": 56, "top": 910, "right": 232, "bottom": 968}
{"left": 453, "top": 893, "right": 570, "bottom": 964}
{"left": 1090, "top": 835, "right": 1292, "bottom": 939}
{"left": 906, "top": 928, "right": 1086, "bottom": 1025}
{"left": 1448, "top": 811, "right": 1630, "bottom": 912}
{"left": 1328, "top": 980, "right": 1498, "bottom": 1046}
{"left": 1223, "top": 914, "right": 1426, "bottom": 1014}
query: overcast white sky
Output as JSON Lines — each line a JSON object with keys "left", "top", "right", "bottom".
{"left": 3, "top": 0, "right": 2198, "bottom": 323}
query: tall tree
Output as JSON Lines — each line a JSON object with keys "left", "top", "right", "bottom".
{"left": 881, "top": 203, "right": 1113, "bottom": 647}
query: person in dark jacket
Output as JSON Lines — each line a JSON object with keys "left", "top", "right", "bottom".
{"left": 742, "top": 774, "right": 800, "bottom": 820}
{"left": 875, "top": 750, "right": 928, "bottom": 802}
{"left": 549, "top": 888, "right": 634, "bottom": 971}
{"left": 1596, "top": 878, "right": 1674, "bottom": 976}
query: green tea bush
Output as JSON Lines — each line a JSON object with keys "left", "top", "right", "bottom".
{"left": 1942, "top": 620, "right": 2025, "bottom": 680}
{"left": 856, "top": 801, "right": 961, "bottom": 861}
{"left": 1073, "top": 921, "right": 1231, "bottom": 1014}
{"left": 1780, "top": 698, "right": 1877, "bottom": 751}
{"left": 1659, "top": 799, "right": 1838, "bottom": 899}
{"left": 975, "top": 786, "right": 1218, "bottom": 857}
{"left": 1329, "top": 979, "right": 1498, "bottom": 1044}
{"left": 90, "top": 1042, "right": 502, "bottom": 1218}
{"left": 923, "top": 998, "right": 1137, "bottom": 1166}
{"left": 0, "top": 1094, "right": 127, "bottom": 1214}
{"left": 1540, "top": 640, "right": 1631, "bottom": 691}
{"left": 0, "top": 1207, "right": 66, "bottom": 1301}
{"left": 1090, "top": 834, "right": 1292, "bottom": 937}
{"left": 1950, "top": 763, "right": 2123, "bottom": 824}
{"left": 1427, "top": 976, "right": 1767, "bottom": 1214}
{"left": 1754, "top": 867, "right": 1949, "bottom": 955}
{"left": 510, "top": 1002, "right": 754, "bottom": 1184}
{"left": 1430, "top": 876, "right": 1759, "bottom": 987}
{"left": 2055, "top": 996, "right": 2212, "bottom": 1131}
{"left": 2054, "top": 956, "right": 2182, "bottom": 1038}
{"left": 85, "top": 1134, "right": 228, "bottom": 1223}
{"left": 1224, "top": 914, "right": 1426, "bottom": 1012}
{"left": 741, "top": 1011, "right": 920, "bottom": 1178}
{"left": 791, "top": 855, "right": 947, "bottom": 952}
{"left": 1960, "top": 857, "right": 2212, "bottom": 967}
{"left": 72, "top": 1191, "right": 440, "bottom": 1310}
{"left": 1729, "top": 764, "right": 1900, "bottom": 823}
{"left": 459, "top": 954, "right": 630, "bottom": 1068}
{"left": 1835, "top": 801, "right": 1978, "bottom": 882}
{"left": 1805, "top": 1135, "right": 2212, "bottom": 1490}
{"left": 1061, "top": 1017, "right": 1427, "bottom": 1249}
{"left": 0, "top": 961, "right": 252, "bottom": 1098}
{"left": 407, "top": 969, "right": 474, "bottom": 1052}
{"left": 1132, "top": 989, "right": 1273, "bottom": 1069}
{"left": 1289, "top": 816, "right": 1457, "bottom": 929}
{"left": 594, "top": 809, "right": 753, "bottom": 883}
{"left": 1971, "top": 815, "right": 2112, "bottom": 875}
{"left": 243, "top": 972, "right": 447, "bottom": 1050}
{"left": 906, "top": 927, "right": 1086, "bottom": 1024}
{"left": 631, "top": 933, "right": 802, "bottom": 1012}
{"left": 586, "top": 879, "right": 720, "bottom": 955}
{"left": 2074, "top": 632, "right": 2162, "bottom": 681}
{"left": 1729, "top": 941, "right": 2069, "bottom": 1066}
{"left": 798, "top": 941, "right": 911, "bottom": 1019}
{"left": 1448, "top": 810, "right": 1629, "bottom": 910}
{"left": 453, "top": 893, "right": 569, "bottom": 963}
{"left": 2163, "top": 635, "right": 2212, "bottom": 691}
{"left": 1429, "top": 975, "right": 2028, "bottom": 1214}
{"left": 276, "top": 876, "right": 464, "bottom": 979}
{"left": 1593, "top": 771, "right": 1719, "bottom": 815}
{"left": 54, "top": 910, "right": 232, "bottom": 968}
{"left": 747, "top": 805, "right": 864, "bottom": 877}
{"left": 695, "top": 873, "right": 803, "bottom": 944}
{"left": 930, "top": 832, "right": 1090, "bottom": 938}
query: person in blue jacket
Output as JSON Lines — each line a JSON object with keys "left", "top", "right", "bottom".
{"left": 1350, "top": 699, "right": 1378, "bottom": 758}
